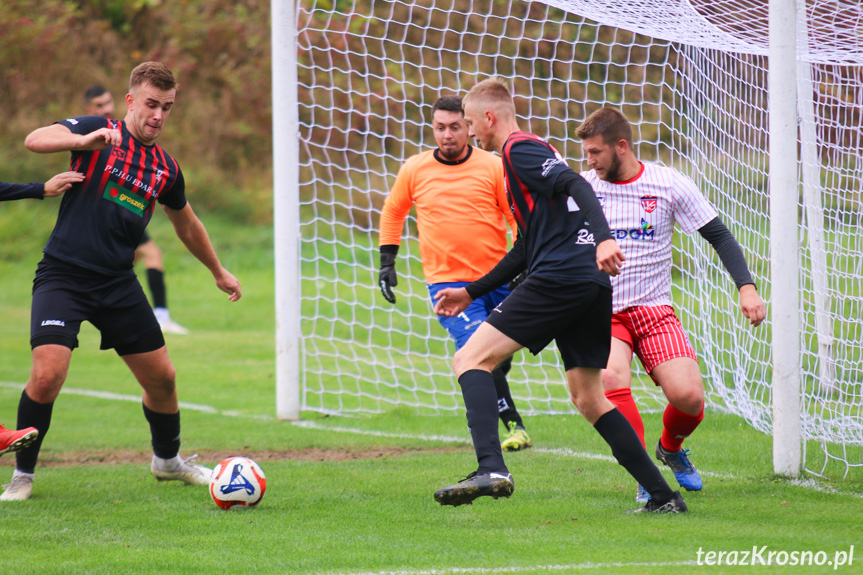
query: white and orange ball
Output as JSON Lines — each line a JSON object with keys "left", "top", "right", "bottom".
{"left": 209, "top": 457, "right": 267, "bottom": 510}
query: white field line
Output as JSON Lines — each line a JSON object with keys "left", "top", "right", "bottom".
{"left": 319, "top": 560, "right": 697, "bottom": 575}
{"left": 1, "top": 381, "right": 859, "bottom": 497}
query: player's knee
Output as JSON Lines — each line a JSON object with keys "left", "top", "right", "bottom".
{"left": 452, "top": 349, "right": 470, "bottom": 378}
{"left": 26, "top": 371, "right": 66, "bottom": 403}
{"left": 669, "top": 386, "right": 704, "bottom": 415}
{"left": 569, "top": 392, "right": 607, "bottom": 422}
{"left": 601, "top": 368, "right": 627, "bottom": 392}
{"left": 453, "top": 347, "right": 487, "bottom": 378}
{"left": 142, "top": 366, "right": 177, "bottom": 395}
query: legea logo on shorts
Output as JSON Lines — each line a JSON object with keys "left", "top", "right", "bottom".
{"left": 41, "top": 319, "right": 65, "bottom": 327}
{"left": 102, "top": 181, "right": 150, "bottom": 217}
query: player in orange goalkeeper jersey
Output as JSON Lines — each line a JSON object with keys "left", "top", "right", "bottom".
{"left": 377, "top": 95, "right": 531, "bottom": 452}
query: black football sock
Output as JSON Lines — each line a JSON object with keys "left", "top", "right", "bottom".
{"left": 142, "top": 404, "right": 181, "bottom": 459}
{"left": 491, "top": 360, "right": 523, "bottom": 428}
{"left": 15, "top": 390, "right": 54, "bottom": 474}
{"left": 593, "top": 408, "right": 674, "bottom": 503}
{"left": 458, "top": 369, "right": 508, "bottom": 475}
{"left": 147, "top": 268, "right": 168, "bottom": 309}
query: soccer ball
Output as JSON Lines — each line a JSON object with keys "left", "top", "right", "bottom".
{"left": 209, "top": 456, "right": 267, "bottom": 510}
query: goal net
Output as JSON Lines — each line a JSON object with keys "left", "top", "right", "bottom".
{"left": 293, "top": 0, "right": 863, "bottom": 479}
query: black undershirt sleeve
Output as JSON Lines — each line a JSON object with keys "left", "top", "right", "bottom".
{"left": 552, "top": 170, "right": 613, "bottom": 244}
{"left": 0, "top": 182, "right": 44, "bottom": 202}
{"left": 697, "top": 216, "right": 755, "bottom": 289}
{"left": 465, "top": 236, "right": 527, "bottom": 300}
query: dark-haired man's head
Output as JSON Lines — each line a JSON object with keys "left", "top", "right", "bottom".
{"left": 84, "top": 85, "right": 115, "bottom": 119}
{"left": 431, "top": 96, "right": 469, "bottom": 162}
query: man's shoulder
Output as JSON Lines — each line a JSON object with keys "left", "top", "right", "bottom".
{"left": 145, "top": 139, "right": 180, "bottom": 169}
{"left": 640, "top": 162, "right": 701, "bottom": 195}
{"left": 400, "top": 148, "right": 436, "bottom": 170}
{"left": 469, "top": 146, "right": 499, "bottom": 161}
{"left": 641, "top": 162, "right": 687, "bottom": 181}
{"left": 580, "top": 169, "right": 600, "bottom": 183}
{"left": 468, "top": 147, "right": 504, "bottom": 170}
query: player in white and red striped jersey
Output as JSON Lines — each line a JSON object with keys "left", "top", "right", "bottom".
{"left": 577, "top": 108, "right": 766, "bottom": 501}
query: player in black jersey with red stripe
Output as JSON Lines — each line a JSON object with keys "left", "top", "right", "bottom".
{"left": 1, "top": 62, "right": 242, "bottom": 502}
{"left": 84, "top": 84, "right": 188, "bottom": 335}
{"left": 432, "top": 77, "right": 687, "bottom": 513}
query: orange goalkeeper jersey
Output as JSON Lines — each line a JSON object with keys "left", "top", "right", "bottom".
{"left": 378, "top": 146, "right": 516, "bottom": 284}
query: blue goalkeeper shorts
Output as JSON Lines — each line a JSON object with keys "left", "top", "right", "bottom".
{"left": 427, "top": 282, "right": 510, "bottom": 350}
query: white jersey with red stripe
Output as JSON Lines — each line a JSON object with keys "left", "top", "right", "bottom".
{"left": 581, "top": 162, "right": 717, "bottom": 313}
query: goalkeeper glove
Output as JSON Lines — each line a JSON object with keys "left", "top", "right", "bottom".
{"left": 379, "top": 245, "right": 399, "bottom": 304}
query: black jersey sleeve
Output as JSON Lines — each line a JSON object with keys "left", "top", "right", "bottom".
{"left": 465, "top": 235, "right": 527, "bottom": 300}
{"left": 553, "top": 170, "right": 613, "bottom": 244}
{"left": 698, "top": 216, "right": 755, "bottom": 289}
{"left": 0, "top": 182, "right": 43, "bottom": 202}
{"left": 507, "top": 139, "right": 613, "bottom": 244}
{"left": 57, "top": 115, "right": 109, "bottom": 135}
{"left": 157, "top": 166, "right": 188, "bottom": 211}
{"left": 507, "top": 139, "right": 570, "bottom": 195}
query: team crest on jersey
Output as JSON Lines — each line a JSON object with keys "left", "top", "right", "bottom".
{"left": 114, "top": 148, "right": 127, "bottom": 161}
{"left": 596, "top": 195, "right": 606, "bottom": 209}
{"left": 640, "top": 195, "right": 658, "bottom": 213}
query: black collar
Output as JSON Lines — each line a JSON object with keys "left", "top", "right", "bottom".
{"left": 433, "top": 145, "right": 473, "bottom": 166}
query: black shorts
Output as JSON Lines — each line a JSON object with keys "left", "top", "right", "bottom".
{"left": 485, "top": 275, "right": 612, "bottom": 371}
{"left": 30, "top": 256, "right": 164, "bottom": 355}
{"left": 138, "top": 230, "right": 151, "bottom": 246}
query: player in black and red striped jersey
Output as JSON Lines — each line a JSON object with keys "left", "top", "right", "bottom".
{"left": 1, "top": 62, "right": 242, "bottom": 502}
{"left": 432, "top": 77, "right": 686, "bottom": 513}
{"left": 84, "top": 85, "right": 188, "bottom": 335}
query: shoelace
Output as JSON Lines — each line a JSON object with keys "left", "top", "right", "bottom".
{"left": 458, "top": 471, "right": 479, "bottom": 483}
{"left": 670, "top": 449, "right": 695, "bottom": 472}
{"left": 183, "top": 453, "right": 202, "bottom": 466}
{"left": 2, "top": 475, "right": 31, "bottom": 490}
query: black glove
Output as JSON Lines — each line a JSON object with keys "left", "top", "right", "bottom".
{"left": 507, "top": 270, "right": 527, "bottom": 291}
{"left": 379, "top": 246, "right": 398, "bottom": 304}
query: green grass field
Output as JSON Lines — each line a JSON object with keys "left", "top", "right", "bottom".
{"left": 1, "top": 213, "right": 862, "bottom": 574}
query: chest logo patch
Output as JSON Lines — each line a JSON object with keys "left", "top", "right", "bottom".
{"left": 640, "top": 195, "right": 658, "bottom": 213}
{"left": 103, "top": 181, "right": 150, "bottom": 217}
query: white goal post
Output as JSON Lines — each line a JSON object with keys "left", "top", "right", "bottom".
{"left": 273, "top": 0, "right": 863, "bottom": 480}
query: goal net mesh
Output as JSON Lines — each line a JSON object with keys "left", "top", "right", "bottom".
{"left": 294, "top": 0, "right": 863, "bottom": 479}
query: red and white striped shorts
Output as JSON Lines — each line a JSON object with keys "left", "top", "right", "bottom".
{"left": 611, "top": 305, "right": 698, "bottom": 377}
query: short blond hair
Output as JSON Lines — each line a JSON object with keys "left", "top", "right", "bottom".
{"left": 129, "top": 61, "right": 178, "bottom": 92}
{"left": 464, "top": 77, "right": 516, "bottom": 119}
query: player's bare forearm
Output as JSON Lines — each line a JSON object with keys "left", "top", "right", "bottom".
{"left": 433, "top": 287, "right": 471, "bottom": 317}
{"left": 596, "top": 238, "right": 625, "bottom": 276}
{"left": 738, "top": 284, "right": 765, "bottom": 327}
{"left": 165, "top": 204, "right": 242, "bottom": 301}
{"left": 25, "top": 124, "right": 120, "bottom": 154}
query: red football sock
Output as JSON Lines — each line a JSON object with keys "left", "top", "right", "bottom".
{"left": 604, "top": 388, "right": 645, "bottom": 448}
{"left": 660, "top": 403, "right": 704, "bottom": 452}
